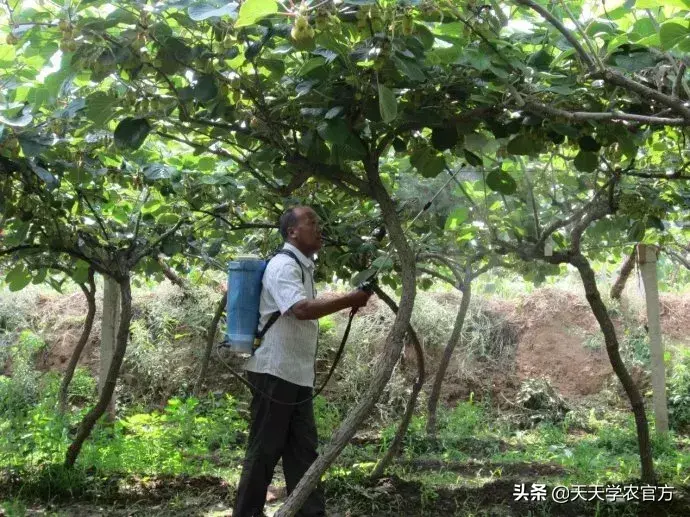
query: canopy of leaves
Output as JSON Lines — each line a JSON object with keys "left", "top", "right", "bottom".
{"left": 1, "top": 0, "right": 690, "bottom": 286}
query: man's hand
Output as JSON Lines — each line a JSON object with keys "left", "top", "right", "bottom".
{"left": 347, "top": 289, "right": 372, "bottom": 309}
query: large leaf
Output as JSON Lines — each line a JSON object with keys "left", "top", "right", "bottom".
{"left": 188, "top": 1, "right": 238, "bottom": 21}
{"left": 486, "top": 170, "right": 517, "bottom": 195}
{"left": 431, "top": 127, "right": 458, "bottom": 151}
{"left": 445, "top": 206, "right": 469, "bottom": 230}
{"left": 378, "top": 84, "right": 397, "bottom": 124}
{"left": 371, "top": 256, "right": 393, "bottom": 270}
{"left": 0, "top": 112, "right": 32, "bottom": 127}
{"left": 114, "top": 117, "right": 151, "bottom": 150}
{"left": 86, "top": 92, "right": 119, "bottom": 127}
{"left": 318, "top": 119, "right": 349, "bottom": 144}
{"left": 578, "top": 135, "right": 601, "bottom": 152}
{"left": 6, "top": 264, "right": 32, "bottom": 292}
{"left": 235, "top": 0, "right": 278, "bottom": 28}
{"left": 351, "top": 267, "right": 377, "bottom": 287}
{"left": 660, "top": 22, "right": 689, "bottom": 50}
{"left": 506, "top": 134, "right": 536, "bottom": 156}
{"left": 143, "top": 163, "right": 174, "bottom": 181}
{"left": 636, "top": 0, "right": 690, "bottom": 7}
{"left": 628, "top": 220, "right": 646, "bottom": 242}
{"left": 392, "top": 56, "right": 425, "bottom": 81}
{"left": 573, "top": 151, "right": 599, "bottom": 172}
{"left": 410, "top": 147, "right": 446, "bottom": 178}
{"left": 29, "top": 161, "right": 57, "bottom": 188}
{"left": 194, "top": 75, "right": 219, "bottom": 102}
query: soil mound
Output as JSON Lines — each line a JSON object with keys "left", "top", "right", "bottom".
{"left": 512, "top": 288, "right": 613, "bottom": 398}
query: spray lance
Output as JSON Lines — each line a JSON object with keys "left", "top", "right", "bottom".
{"left": 215, "top": 167, "right": 465, "bottom": 405}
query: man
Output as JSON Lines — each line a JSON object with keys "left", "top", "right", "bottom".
{"left": 233, "top": 206, "right": 372, "bottom": 517}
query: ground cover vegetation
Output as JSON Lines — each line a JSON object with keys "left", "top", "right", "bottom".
{"left": 2, "top": 0, "right": 690, "bottom": 514}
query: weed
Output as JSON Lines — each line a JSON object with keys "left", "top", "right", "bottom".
{"left": 668, "top": 348, "right": 690, "bottom": 431}
{"left": 313, "top": 395, "right": 340, "bottom": 438}
{"left": 122, "top": 282, "right": 218, "bottom": 403}
{"left": 583, "top": 333, "right": 604, "bottom": 352}
{"left": 0, "top": 331, "right": 47, "bottom": 416}
{"left": 0, "top": 499, "right": 27, "bottom": 516}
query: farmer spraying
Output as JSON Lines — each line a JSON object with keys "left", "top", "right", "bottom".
{"left": 233, "top": 206, "right": 372, "bottom": 517}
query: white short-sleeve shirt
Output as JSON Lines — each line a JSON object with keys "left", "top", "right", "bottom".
{"left": 244, "top": 243, "right": 319, "bottom": 387}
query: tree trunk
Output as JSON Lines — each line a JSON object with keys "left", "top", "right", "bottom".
{"left": 426, "top": 281, "right": 472, "bottom": 440}
{"left": 369, "top": 286, "right": 425, "bottom": 479}
{"left": 610, "top": 249, "right": 636, "bottom": 300}
{"left": 65, "top": 276, "right": 132, "bottom": 468}
{"left": 571, "top": 253, "right": 656, "bottom": 482}
{"left": 58, "top": 269, "right": 96, "bottom": 413}
{"left": 275, "top": 162, "right": 416, "bottom": 517}
{"left": 100, "top": 276, "right": 120, "bottom": 420}
{"left": 637, "top": 244, "right": 669, "bottom": 435}
{"left": 194, "top": 293, "right": 227, "bottom": 395}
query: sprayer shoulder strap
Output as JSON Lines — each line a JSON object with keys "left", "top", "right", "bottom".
{"left": 255, "top": 249, "right": 306, "bottom": 340}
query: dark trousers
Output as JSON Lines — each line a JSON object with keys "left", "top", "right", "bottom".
{"left": 233, "top": 372, "right": 326, "bottom": 517}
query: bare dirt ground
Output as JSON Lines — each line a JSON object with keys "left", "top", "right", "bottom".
{"left": 512, "top": 288, "right": 613, "bottom": 398}
{"left": 31, "top": 286, "right": 690, "bottom": 404}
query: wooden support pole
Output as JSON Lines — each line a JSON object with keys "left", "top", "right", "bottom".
{"left": 637, "top": 244, "right": 669, "bottom": 435}
{"left": 100, "top": 276, "right": 120, "bottom": 420}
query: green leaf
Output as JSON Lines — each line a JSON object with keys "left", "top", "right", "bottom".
{"left": 431, "top": 127, "right": 457, "bottom": 151}
{"left": 660, "top": 22, "right": 689, "bottom": 50}
{"left": 6, "top": 264, "right": 31, "bottom": 292}
{"left": 0, "top": 112, "right": 32, "bottom": 127}
{"left": 628, "top": 220, "right": 646, "bottom": 242}
{"left": 573, "top": 151, "right": 599, "bottom": 172}
{"left": 351, "top": 268, "right": 377, "bottom": 287}
{"left": 647, "top": 215, "right": 665, "bottom": 231}
{"left": 72, "top": 261, "right": 90, "bottom": 284}
{"left": 378, "top": 84, "right": 397, "bottom": 124}
{"left": 464, "top": 150, "right": 483, "bottom": 167}
{"left": 630, "top": 18, "right": 657, "bottom": 41}
{"left": 392, "top": 56, "right": 425, "bottom": 81}
{"left": 142, "top": 199, "right": 162, "bottom": 214}
{"left": 318, "top": 119, "right": 349, "bottom": 144}
{"left": 299, "top": 57, "right": 326, "bottom": 76}
{"left": 371, "top": 256, "right": 393, "bottom": 270}
{"left": 156, "top": 213, "right": 181, "bottom": 225}
{"left": 506, "top": 134, "right": 536, "bottom": 156}
{"left": 32, "top": 268, "right": 47, "bottom": 285}
{"left": 410, "top": 147, "right": 446, "bottom": 178}
{"left": 194, "top": 75, "right": 219, "bottom": 103}
{"left": 114, "top": 117, "right": 151, "bottom": 150}
{"left": 636, "top": 0, "right": 690, "bottom": 8}
{"left": 338, "top": 134, "right": 367, "bottom": 160}
{"left": 578, "top": 135, "right": 602, "bottom": 152}
{"left": 413, "top": 24, "right": 435, "bottom": 50}
{"left": 486, "top": 170, "right": 517, "bottom": 195}
{"left": 325, "top": 106, "right": 343, "bottom": 119}
{"left": 445, "top": 206, "right": 469, "bottom": 230}
{"left": 85, "top": 92, "right": 119, "bottom": 127}
{"left": 143, "top": 163, "right": 173, "bottom": 181}
{"left": 235, "top": 0, "right": 278, "bottom": 28}
{"left": 188, "top": 1, "right": 238, "bottom": 21}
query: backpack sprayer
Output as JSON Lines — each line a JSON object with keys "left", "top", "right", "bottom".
{"left": 216, "top": 167, "right": 464, "bottom": 405}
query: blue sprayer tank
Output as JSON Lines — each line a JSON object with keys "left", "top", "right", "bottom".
{"left": 225, "top": 256, "right": 267, "bottom": 354}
